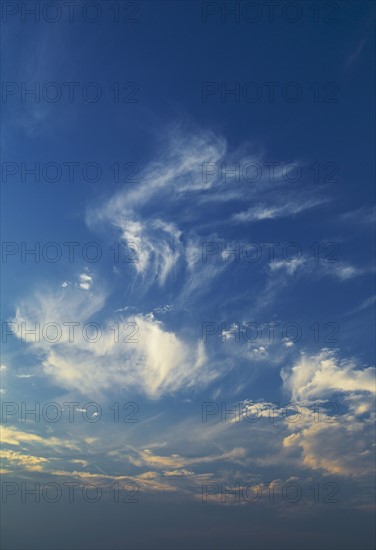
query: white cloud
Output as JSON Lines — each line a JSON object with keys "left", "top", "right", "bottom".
{"left": 281, "top": 349, "right": 375, "bottom": 402}
{"left": 13, "top": 283, "right": 105, "bottom": 332}
{"left": 281, "top": 349, "right": 375, "bottom": 477}
{"left": 78, "top": 273, "right": 93, "bottom": 290}
{"left": 115, "top": 218, "right": 182, "bottom": 286}
{"left": 11, "top": 285, "right": 218, "bottom": 399}
{"left": 330, "top": 264, "right": 365, "bottom": 281}
{"left": 232, "top": 198, "right": 328, "bottom": 223}
{"left": 269, "top": 258, "right": 306, "bottom": 276}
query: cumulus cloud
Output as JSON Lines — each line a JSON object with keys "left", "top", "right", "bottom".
{"left": 281, "top": 349, "right": 375, "bottom": 477}
{"left": 283, "top": 421, "right": 375, "bottom": 477}
{"left": 281, "top": 349, "right": 375, "bottom": 402}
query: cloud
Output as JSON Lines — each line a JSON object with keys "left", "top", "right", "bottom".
{"left": 339, "top": 205, "right": 375, "bottom": 226}
{"left": 0, "top": 449, "right": 50, "bottom": 472}
{"left": 325, "top": 263, "right": 371, "bottom": 281}
{"left": 48, "top": 468, "right": 181, "bottom": 494}
{"left": 1, "top": 426, "right": 79, "bottom": 451}
{"left": 269, "top": 258, "right": 306, "bottom": 276}
{"left": 11, "top": 284, "right": 218, "bottom": 399}
{"left": 85, "top": 128, "right": 327, "bottom": 302}
{"left": 114, "top": 218, "right": 182, "bottom": 286}
{"left": 78, "top": 273, "right": 93, "bottom": 290}
{"left": 13, "top": 284, "right": 106, "bottom": 338}
{"left": 281, "top": 349, "right": 375, "bottom": 477}
{"left": 129, "top": 447, "right": 247, "bottom": 471}
{"left": 345, "top": 295, "right": 376, "bottom": 316}
{"left": 232, "top": 198, "right": 328, "bottom": 223}
{"left": 5, "top": 127, "right": 374, "bottom": 496}
{"left": 85, "top": 128, "right": 230, "bottom": 292}
{"left": 281, "top": 349, "right": 375, "bottom": 402}
{"left": 283, "top": 420, "right": 375, "bottom": 477}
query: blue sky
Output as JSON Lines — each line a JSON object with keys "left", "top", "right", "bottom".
{"left": 1, "top": 1, "right": 375, "bottom": 549}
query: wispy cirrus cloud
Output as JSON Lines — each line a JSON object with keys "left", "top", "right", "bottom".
{"left": 11, "top": 282, "right": 217, "bottom": 399}
{"left": 232, "top": 197, "right": 329, "bottom": 223}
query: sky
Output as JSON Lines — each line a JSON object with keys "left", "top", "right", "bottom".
{"left": 1, "top": 1, "right": 375, "bottom": 549}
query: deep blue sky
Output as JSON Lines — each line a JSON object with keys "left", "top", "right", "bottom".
{"left": 1, "top": 2, "right": 375, "bottom": 549}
